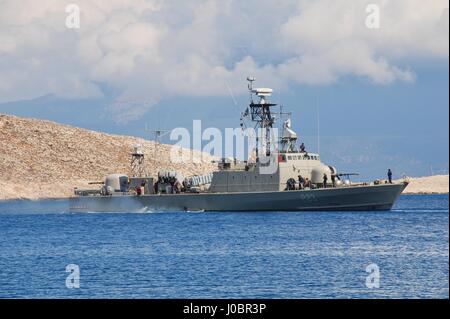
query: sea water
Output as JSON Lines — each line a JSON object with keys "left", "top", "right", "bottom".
{"left": 0, "top": 195, "right": 448, "bottom": 298}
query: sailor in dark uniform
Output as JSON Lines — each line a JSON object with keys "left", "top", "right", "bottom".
{"left": 300, "top": 143, "right": 306, "bottom": 153}
{"left": 387, "top": 169, "right": 393, "bottom": 184}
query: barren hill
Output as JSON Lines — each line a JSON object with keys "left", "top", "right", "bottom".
{"left": 0, "top": 114, "right": 216, "bottom": 200}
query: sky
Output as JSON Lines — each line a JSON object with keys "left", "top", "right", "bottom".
{"left": 0, "top": 0, "right": 448, "bottom": 179}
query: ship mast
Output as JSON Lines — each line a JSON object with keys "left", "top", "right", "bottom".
{"left": 245, "top": 76, "right": 277, "bottom": 160}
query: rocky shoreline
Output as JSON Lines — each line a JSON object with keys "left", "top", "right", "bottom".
{"left": 401, "top": 175, "right": 449, "bottom": 195}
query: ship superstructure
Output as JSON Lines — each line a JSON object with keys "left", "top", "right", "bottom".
{"left": 70, "top": 77, "right": 408, "bottom": 212}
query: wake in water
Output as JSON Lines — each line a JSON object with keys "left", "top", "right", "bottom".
{"left": 391, "top": 209, "right": 449, "bottom": 213}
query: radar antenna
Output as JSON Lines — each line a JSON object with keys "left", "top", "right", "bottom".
{"left": 280, "top": 117, "right": 298, "bottom": 153}
{"left": 240, "top": 77, "right": 298, "bottom": 160}
{"left": 145, "top": 123, "right": 170, "bottom": 159}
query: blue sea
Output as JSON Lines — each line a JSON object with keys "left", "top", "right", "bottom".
{"left": 0, "top": 194, "right": 448, "bottom": 299}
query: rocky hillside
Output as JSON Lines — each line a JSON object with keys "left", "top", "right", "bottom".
{"left": 0, "top": 114, "right": 216, "bottom": 200}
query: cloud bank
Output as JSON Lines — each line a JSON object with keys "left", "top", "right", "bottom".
{"left": 0, "top": 0, "right": 448, "bottom": 121}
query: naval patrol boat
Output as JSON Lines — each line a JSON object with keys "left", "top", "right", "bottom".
{"left": 70, "top": 77, "right": 408, "bottom": 212}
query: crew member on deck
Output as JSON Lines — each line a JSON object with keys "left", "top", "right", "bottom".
{"left": 298, "top": 175, "right": 305, "bottom": 190}
{"left": 323, "top": 173, "right": 328, "bottom": 188}
{"left": 331, "top": 173, "right": 336, "bottom": 187}
{"left": 387, "top": 169, "right": 393, "bottom": 184}
{"left": 304, "top": 178, "right": 310, "bottom": 188}
{"left": 300, "top": 143, "right": 306, "bottom": 153}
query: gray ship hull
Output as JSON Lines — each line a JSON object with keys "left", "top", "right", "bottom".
{"left": 70, "top": 182, "right": 408, "bottom": 212}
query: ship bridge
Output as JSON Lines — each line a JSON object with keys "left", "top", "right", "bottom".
{"left": 278, "top": 152, "right": 320, "bottom": 162}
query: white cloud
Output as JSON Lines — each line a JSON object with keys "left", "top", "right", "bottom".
{"left": 0, "top": 0, "right": 448, "bottom": 121}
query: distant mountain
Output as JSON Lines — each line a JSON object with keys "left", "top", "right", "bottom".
{"left": 0, "top": 94, "right": 120, "bottom": 134}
